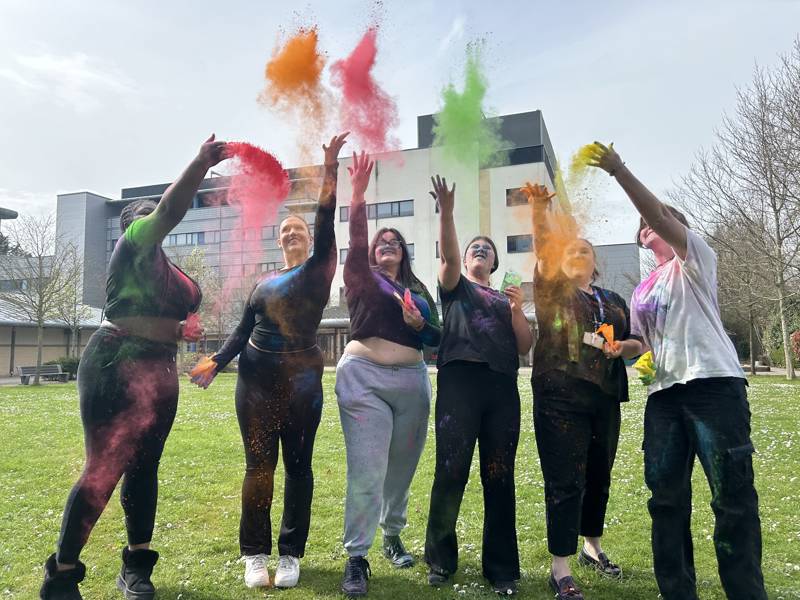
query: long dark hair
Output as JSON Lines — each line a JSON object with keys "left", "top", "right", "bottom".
{"left": 369, "top": 227, "right": 439, "bottom": 325}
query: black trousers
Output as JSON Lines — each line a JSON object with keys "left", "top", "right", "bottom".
{"left": 532, "top": 371, "right": 621, "bottom": 557}
{"left": 644, "top": 377, "right": 766, "bottom": 600}
{"left": 56, "top": 327, "right": 179, "bottom": 564}
{"left": 425, "top": 361, "right": 521, "bottom": 583}
{"left": 236, "top": 343, "right": 323, "bottom": 557}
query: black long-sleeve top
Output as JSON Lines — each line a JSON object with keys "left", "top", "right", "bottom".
{"left": 212, "top": 164, "right": 338, "bottom": 368}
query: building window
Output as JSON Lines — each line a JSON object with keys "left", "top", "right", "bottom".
{"left": 340, "top": 248, "right": 348, "bottom": 264}
{"left": 435, "top": 241, "right": 439, "bottom": 258}
{"left": 261, "top": 262, "right": 284, "bottom": 272}
{"left": 406, "top": 243, "right": 415, "bottom": 260}
{"left": 186, "top": 342, "right": 198, "bottom": 352}
{"left": 506, "top": 187, "right": 529, "bottom": 207}
{"left": 262, "top": 225, "right": 278, "bottom": 239}
{"left": 340, "top": 206, "right": 349, "bottom": 222}
{"left": 340, "top": 200, "right": 414, "bottom": 221}
{"left": 164, "top": 231, "right": 207, "bottom": 247}
{"left": 507, "top": 234, "right": 533, "bottom": 254}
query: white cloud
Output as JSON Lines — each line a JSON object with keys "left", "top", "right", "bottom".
{"left": 0, "top": 52, "right": 135, "bottom": 113}
{"left": 437, "top": 15, "right": 465, "bottom": 55}
{"left": 0, "top": 189, "right": 56, "bottom": 219}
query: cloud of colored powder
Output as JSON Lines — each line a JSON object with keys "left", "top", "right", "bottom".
{"left": 331, "top": 27, "right": 399, "bottom": 154}
{"left": 258, "top": 27, "right": 332, "bottom": 163}
{"left": 432, "top": 42, "right": 508, "bottom": 168}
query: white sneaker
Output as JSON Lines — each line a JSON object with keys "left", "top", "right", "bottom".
{"left": 243, "top": 554, "right": 270, "bottom": 588}
{"left": 274, "top": 555, "right": 300, "bottom": 588}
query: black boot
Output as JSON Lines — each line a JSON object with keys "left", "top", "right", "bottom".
{"left": 40, "top": 554, "right": 85, "bottom": 600}
{"left": 117, "top": 547, "right": 159, "bottom": 599}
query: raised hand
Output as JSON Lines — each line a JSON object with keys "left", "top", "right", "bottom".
{"left": 586, "top": 141, "right": 625, "bottom": 175}
{"left": 429, "top": 175, "right": 456, "bottom": 214}
{"left": 347, "top": 151, "right": 374, "bottom": 198}
{"left": 323, "top": 132, "right": 350, "bottom": 166}
{"left": 196, "top": 133, "right": 229, "bottom": 170}
{"left": 522, "top": 182, "right": 556, "bottom": 207}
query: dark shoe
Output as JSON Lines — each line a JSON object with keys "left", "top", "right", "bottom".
{"left": 549, "top": 573, "right": 584, "bottom": 600}
{"left": 427, "top": 565, "right": 451, "bottom": 587}
{"left": 491, "top": 579, "right": 517, "bottom": 595}
{"left": 40, "top": 554, "right": 85, "bottom": 600}
{"left": 341, "top": 556, "right": 371, "bottom": 597}
{"left": 578, "top": 548, "right": 622, "bottom": 579}
{"left": 382, "top": 534, "right": 414, "bottom": 568}
{"left": 117, "top": 547, "right": 159, "bottom": 599}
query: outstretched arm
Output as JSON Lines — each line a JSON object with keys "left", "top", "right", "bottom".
{"left": 128, "top": 135, "right": 229, "bottom": 247}
{"left": 343, "top": 151, "right": 375, "bottom": 289}
{"left": 522, "top": 182, "right": 558, "bottom": 278}
{"left": 430, "top": 175, "right": 460, "bottom": 292}
{"left": 310, "top": 133, "right": 349, "bottom": 275}
{"left": 588, "top": 142, "right": 687, "bottom": 259}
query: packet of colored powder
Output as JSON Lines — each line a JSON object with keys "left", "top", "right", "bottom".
{"left": 500, "top": 270, "right": 522, "bottom": 292}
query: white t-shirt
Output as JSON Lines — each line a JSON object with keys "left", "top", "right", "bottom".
{"left": 630, "top": 228, "right": 745, "bottom": 394}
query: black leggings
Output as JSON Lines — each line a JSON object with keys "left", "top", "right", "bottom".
{"left": 56, "top": 327, "right": 179, "bottom": 564}
{"left": 532, "top": 371, "right": 620, "bottom": 557}
{"left": 425, "top": 361, "right": 521, "bottom": 583}
{"left": 236, "top": 343, "right": 323, "bottom": 557}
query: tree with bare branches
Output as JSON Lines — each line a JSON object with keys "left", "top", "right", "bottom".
{"left": 672, "top": 40, "right": 800, "bottom": 379}
{"left": 0, "top": 214, "right": 84, "bottom": 384}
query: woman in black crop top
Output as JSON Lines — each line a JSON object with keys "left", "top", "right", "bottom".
{"left": 335, "top": 151, "right": 440, "bottom": 598}
{"left": 189, "top": 133, "right": 348, "bottom": 591}
{"left": 423, "top": 175, "right": 533, "bottom": 596}
{"left": 527, "top": 183, "right": 642, "bottom": 600}
{"left": 40, "top": 135, "right": 228, "bottom": 600}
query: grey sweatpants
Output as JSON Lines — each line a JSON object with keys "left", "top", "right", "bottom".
{"left": 335, "top": 353, "right": 431, "bottom": 557}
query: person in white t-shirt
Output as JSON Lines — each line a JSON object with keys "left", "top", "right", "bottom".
{"left": 588, "top": 143, "right": 767, "bottom": 600}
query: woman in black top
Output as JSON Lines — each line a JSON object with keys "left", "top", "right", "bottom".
{"left": 190, "top": 133, "right": 348, "bottom": 590}
{"left": 424, "top": 175, "right": 533, "bottom": 596}
{"left": 40, "top": 135, "right": 228, "bottom": 600}
{"left": 526, "top": 183, "right": 642, "bottom": 600}
{"left": 336, "top": 151, "right": 441, "bottom": 598}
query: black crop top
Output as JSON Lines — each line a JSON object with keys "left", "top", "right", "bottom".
{"left": 212, "top": 164, "right": 338, "bottom": 368}
{"left": 343, "top": 199, "right": 440, "bottom": 350}
{"left": 105, "top": 217, "right": 202, "bottom": 322}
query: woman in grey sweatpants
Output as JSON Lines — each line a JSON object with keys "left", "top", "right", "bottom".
{"left": 336, "top": 151, "right": 441, "bottom": 597}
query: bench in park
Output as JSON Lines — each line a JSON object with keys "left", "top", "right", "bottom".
{"left": 16, "top": 364, "right": 69, "bottom": 385}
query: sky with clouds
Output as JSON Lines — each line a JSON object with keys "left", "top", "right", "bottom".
{"left": 1, "top": 0, "right": 799, "bottom": 244}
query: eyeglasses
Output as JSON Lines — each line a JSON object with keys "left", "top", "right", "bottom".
{"left": 469, "top": 243, "right": 494, "bottom": 253}
{"left": 376, "top": 239, "right": 402, "bottom": 249}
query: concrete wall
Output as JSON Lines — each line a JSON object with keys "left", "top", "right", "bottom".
{"left": 0, "top": 325, "right": 97, "bottom": 376}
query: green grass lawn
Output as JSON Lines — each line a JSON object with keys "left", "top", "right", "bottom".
{"left": 1, "top": 374, "right": 798, "bottom": 599}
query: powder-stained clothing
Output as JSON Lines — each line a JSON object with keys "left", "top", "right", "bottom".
{"left": 436, "top": 275, "right": 519, "bottom": 377}
{"left": 343, "top": 198, "right": 440, "bottom": 349}
{"left": 533, "top": 267, "right": 632, "bottom": 404}
{"left": 105, "top": 217, "right": 202, "bottom": 320}
{"left": 335, "top": 354, "right": 431, "bottom": 557}
{"left": 630, "top": 228, "right": 745, "bottom": 394}
{"left": 213, "top": 164, "right": 338, "bottom": 364}
{"left": 56, "top": 212, "right": 201, "bottom": 564}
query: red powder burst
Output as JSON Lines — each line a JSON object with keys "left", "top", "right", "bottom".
{"left": 331, "top": 27, "right": 399, "bottom": 153}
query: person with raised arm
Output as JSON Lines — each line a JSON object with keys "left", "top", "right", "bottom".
{"left": 336, "top": 151, "right": 440, "bottom": 598}
{"left": 527, "top": 181, "right": 641, "bottom": 600}
{"left": 190, "top": 133, "right": 349, "bottom": 590}
{"left": 588, "top": 143, "right": 767, "bottom": 600}
{"left": 40, "top": 135, "right": 228, "bottom": 600}
{"left": 424, "top": 175, "right": 532, "bottom": 596}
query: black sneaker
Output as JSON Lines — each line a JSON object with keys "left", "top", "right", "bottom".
{"left": 382, "top": 535, "right": 414, "bottom": 568}
{"left": 427, "top": 565, "right": 450, "bottom": 587}
{"left": 548, "top": 573, "right": 584, "bottom": 600}
{"left": 40, "top": 554, "right": 85, "bottom": 600}
{"left": 491, "top": 579, "right": 517, "bottom": 596}
{"left": 578, "top": 547, "right": 622, "bottom": 579}
{"left": 117, "top": 547, "right": 158, "bottom": 599}
{"left": 341, "top": 556, "right": 371, "bottom": 597}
